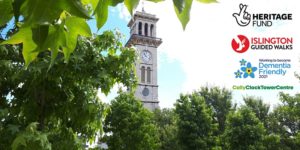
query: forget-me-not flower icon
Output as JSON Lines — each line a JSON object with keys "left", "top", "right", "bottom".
{"left": 241, "top": 62, "right": 257, "bottom": 78}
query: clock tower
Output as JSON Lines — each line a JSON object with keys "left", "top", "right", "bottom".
{"left": 126, "top": 11, "right": 162, "bottom": 110}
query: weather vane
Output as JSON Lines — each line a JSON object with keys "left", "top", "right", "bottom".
{"left": 142, "top": 0, "right": 145, "bottom": 12}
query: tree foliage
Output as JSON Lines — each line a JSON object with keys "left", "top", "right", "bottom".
{"left": 175, "top": 92, "right": 217, "bottom": 150}
{"left": 243, "top": 96, "right": 270, "bottom": 128}
{"left": 223, "top": 107, "right": 266, "bottom": 150}
{"left": 197, "top": 87, "right": 233, "bottom": 134}
{"left": 0, "top": 30, "right": 136, "bottom": 149}
{"left": 153, "top": 108, "right": 180, "bottom": 150}
{"left": 0, "top": 0, "right": 216, "bottom": 66}
{"left": 103, "top": 92, "right": 160, "bottom": 150}
{"left": 267, "top": 92, "right": 300, "bottom": 149}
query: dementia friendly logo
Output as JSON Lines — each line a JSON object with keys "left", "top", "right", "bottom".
{"left": 234, "top": 59, "right": 257, "bottom": 78}
{"left": 234, "top": 59, "right": 291, "bottom": 79}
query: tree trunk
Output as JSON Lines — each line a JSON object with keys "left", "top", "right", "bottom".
{"left": 37, "top": 81, "right": 46, "bottom": 131}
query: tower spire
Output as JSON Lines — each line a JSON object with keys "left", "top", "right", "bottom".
{"left": 142, "top": 0, "right": 145, "bottom": 12}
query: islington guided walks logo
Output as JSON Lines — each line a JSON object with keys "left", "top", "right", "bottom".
{"left": 234, "top": 59, "right": 291, "bottom": 79}
{"left": 231, "top": 35, "right": 293, "bottom": 53}
{"left": 231, "top": 35, "right": 250, "bottom": 53}
{"left": 232, "top": 3, "right": 292, "bottom": 27}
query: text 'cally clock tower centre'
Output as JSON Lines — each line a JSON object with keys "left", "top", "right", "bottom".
{"left": 126, "top": 11, "right": 162, "bottom": 110}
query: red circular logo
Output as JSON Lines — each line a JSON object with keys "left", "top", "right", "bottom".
{"left": 231, "top": 35, "right": 250, "bottom": 53}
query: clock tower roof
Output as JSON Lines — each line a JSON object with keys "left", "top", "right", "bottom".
{"left": 126, "top": 11, "right": 162, "bottom": 48}
{"left": 128, "top": 11, "right": 159, "bottom": 27}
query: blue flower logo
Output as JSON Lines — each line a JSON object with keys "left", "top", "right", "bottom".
{"left": 241, "top": 62, "right": 257, "bottom": 78}
{"left": 234, "top": 59, "right": 257, "bottom": 79}
{"left": 240, "top": 59, "right": 247, "bottom": 66}
{"left": 234, "top": 70, "right": 243, "bottom": 78}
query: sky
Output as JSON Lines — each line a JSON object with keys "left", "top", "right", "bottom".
{"left": 96, "top": 0, "right": 300, "bottom": 108}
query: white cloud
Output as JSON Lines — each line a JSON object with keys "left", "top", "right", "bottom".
{"left": 97, "top": 84, "right": 127, "bottom": 104}
{"left": 116, "top": 4, "right": 131, "bottom": 21}
{"left": 115, "top": 0, "right": 300, "bottom": 107}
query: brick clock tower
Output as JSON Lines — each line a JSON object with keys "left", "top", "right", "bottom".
{"left": 126, "top": 11, "right": 162, "bottom": 110}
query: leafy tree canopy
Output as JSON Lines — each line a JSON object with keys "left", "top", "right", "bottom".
{"left": 197, "top": 86, "right": 233, "bottom": 134}
{"left": 0, "top": 30, "right": 136, "bottom": 149}
{"left": 0, "top": 0, "right": 217, "bottom": 67}
{"left": 103, "top": 92, "right": 160, "bottom": 150}
{"left": 175, "top": 92, "right": 218, "bottom": 150}
{"left": 223, "top": 107, "right": 266, "bottom": 150}
{"left": 153, "top": 108, "right": 180, "bottom": 150}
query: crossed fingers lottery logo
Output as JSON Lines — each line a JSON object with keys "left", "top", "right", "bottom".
{"left": 232, "top": 3, "right": 292, "bottom": 27}
{"left": 233, "top": 4, "right": 251, "bottom": 27}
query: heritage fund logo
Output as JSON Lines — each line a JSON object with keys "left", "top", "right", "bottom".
{"left": 231, "top": 35, "right": 293, "bottom": 53}
{"left": 233, "top": 3, "right": 292, "bottom": 27}
{"left": 233, "top": 4, "right": 251, "bottom": 26}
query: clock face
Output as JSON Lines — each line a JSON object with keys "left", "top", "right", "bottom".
{"left": 141, "top": 50, "right": 152, "bottom": 62}
{"left": 142, "top": 87, "right": 149, "bottom": 96}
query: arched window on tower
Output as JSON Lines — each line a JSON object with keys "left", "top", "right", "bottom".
{"left": 138, "top": 22, "right": 142, "bottom": 35}
{"left": 141, "top": 66, "right": 145, "bottom": 83}
{"left": 144, "top": 23, "right": 148, "bottom": 36}
{"left": 150, "top": 24, "right": 154, "bottom": 37}
{"left": 147, "top": 67, "right": 151, "bottom": 83}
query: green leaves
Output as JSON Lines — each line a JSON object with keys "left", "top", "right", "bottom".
{"left": 124, "top": 0, "right": 140, "bottom": 15}
{"left": 12, "top": 122, "right": 51, "bottom": 150}
{"left": 60, "top": 0, "right": 91, "bottom": 19}
{"left": 197, "top": 0, "right": 217, "bottom": 3}
{"left": 93, "top": 0, "right": 110, "bottom": 29}
{"left": 1, "top": 17, "right": 91, "bottom": 66}
{"left": 92, "top": 0, "right": 130, "bottom": 29}
{"left": 1, "top": 0, "right": 92, "bottom": 66}
{"left": 175, "top": 92, "right": 217, "bottom": 149}
{"left": 0, "top": 30, "right": 136, "bottom": 148}
{"left": 43, "top": 24, "right": 66, "bottom": 64}
{"left": 0, "top": 0, "right": 13, "bottom": 26}
{"left": 43, "top": 17, "right": 92, "bottom": 63}
{"left": 173, "top": 0, "right": 184, "bottom": 13}
{"left": 147, "top": 0, "right": 165, "bottom": 2}
{"left": 32, "top": 25, "right": 49, "bottom": 48}
{"left": 174, "top": 0, "right": 192, "bottom": 30}
{"left": 110, "top": 0, "right": 124, "bottom": 6}
{"left": 174, "top": 0, "right": 217, "bottom": 30}
{"left": 20, "top": 0, "right": 62, "bottom": 26}
{"left": 224, "top": 107, "right": 266, "bottom": 149}
{"left": 12, "top": 0, "right": 25, "bottom": 21}
{"left": 104, "top": 92, "right": 160, "bottom": 150}
{"left": 64, "top": 17, "right": 92, "bottom": 60}
{"left": 1, "top": 27, "right": 37, "bottom": 67}
{"left": 21, "top": 0, "right": 90, "bottom": 26}
{"left": 1, "top": 0, "right": 218, "bottom": 67}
